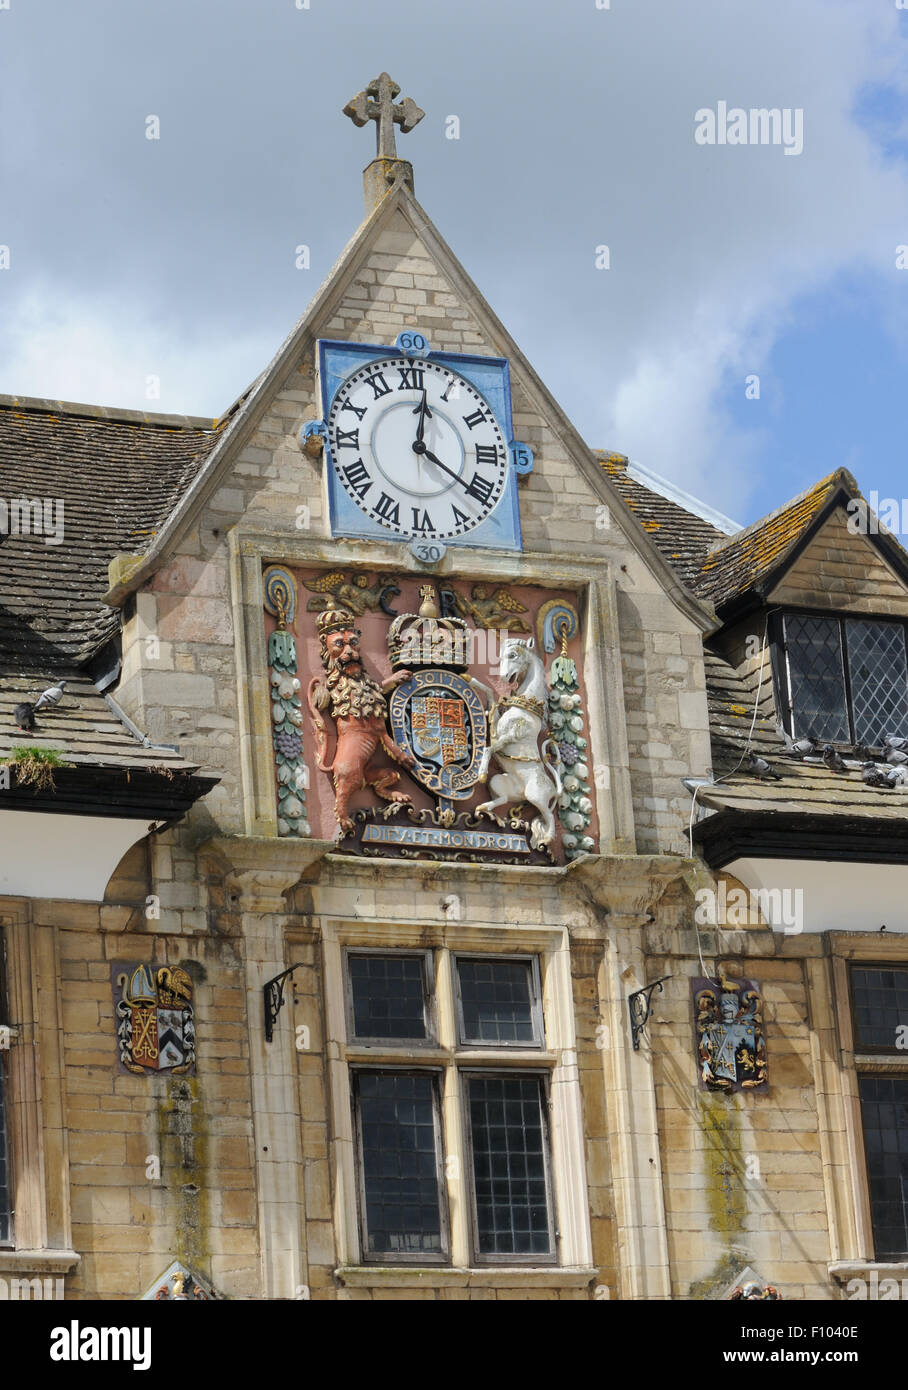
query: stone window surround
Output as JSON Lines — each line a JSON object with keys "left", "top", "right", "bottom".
{"left": 322, "top": 915, "right": 594, "bottom": 1275}
{"left": 814, "top": 935, "right": 908, "bottom": 1285}
{"left": 0, "top": 903, "right": 80, "bottom": 1283}
{"left": 227, "top": 528, "right": 635, "bottom": 854}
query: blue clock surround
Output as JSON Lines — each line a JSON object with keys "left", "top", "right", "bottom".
{"left": 315, "top": 337, "right": 527, "bottom": 552}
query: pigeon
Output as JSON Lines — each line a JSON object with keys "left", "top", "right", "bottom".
{"left": 746, "top": 751, "right": 782, "bottom": 781}
{"left": 862, "top": 761, "right": 889, "bottom": 787}
{"left": 885, "top": 744, "right": 908, "bottom": 767}
{"left": 852, "top": 743, "right": 878, "bottom": 762}
{"left": 823, "top": 746, "right": 848, "bottom": 773}
{"left": 884, "top": 765, "right": 908, "bottom": 788}
{"left": 33, "top": 680, "right": 66, "bottom": 712}
{"left": 776, "top": 724, "right": 818, "bottom": 758}
{"left": 884, "top": 734, "right": 908, "bottom": 752}
{"left": 13, "top": 701, "right": 36, "bottom": 731}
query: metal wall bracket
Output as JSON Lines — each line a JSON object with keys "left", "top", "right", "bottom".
{"left": 628, "top": 976, "right": 671, "bottom": 1051}
{"left": 264, "top": 965, "right": 302, "bottom": 1043}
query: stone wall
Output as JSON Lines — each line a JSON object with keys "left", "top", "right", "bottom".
{"left": 113, "top": 197, "right": 713, "bottom": 863}
{"left": 646, "top": 901, "right": 834, "bottom": 1301}
{"left": 5, "top": 836, "right": 879, "bottom": 1300}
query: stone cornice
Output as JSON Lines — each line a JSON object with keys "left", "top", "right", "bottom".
{"left": 200, "top": 836, "right": 334, "bottom": 913}
{"left": 0, "top": 1249, "right": 81, "bottom": 1275}
{"left": 231, "top": 526, "right": 617, "bottom": 592}
{"left": 566, "top": 853, "right": 708, "bottom": 920}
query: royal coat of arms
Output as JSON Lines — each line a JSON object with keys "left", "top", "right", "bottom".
{"left": 692, "top": 974, "right": 766, "bottom": 1092}
{"left": 297, "top": 578, "right": 583, "bottom": 863}
{"left": 113, "top": 964, "right": 196, "bottom": 1075}
{"left": 389, "top": 671, "right": 487, "bottom": 813}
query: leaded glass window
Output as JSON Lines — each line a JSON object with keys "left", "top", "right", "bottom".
{"left": 781, "top": 612, "right": 908, "bottom": 746}
{"left": 467, "top": 1074, "right": 554, "bottom": 1258}
{"left": 859, "top": 1075, "right": 908, "bottom": 1260}
{"left": 0, "top": 1054, "right": 9, "bottom": 1245}
{"left": 0, "top": 939, "right": 9, "bottom": 1245}
{"left": 852, "top": 967, "right": 908, "bottom": 1051}
{"left": 353, "top": 1071, "right": 446, "bottom": 1260}
{"left": 455, "top": 957, "right": 543, "bottom": 1047}
{"left": 343, "top": 950, "right": 559, "bottom": 1265}
{"left": 783, "top": 614, "right": 849, "bottom": 743}
{"left": 846, "top": 621, "right": 908, "bottom": 748}
{"left": 347, "top": 953, "right": 429, "bottom": 1042}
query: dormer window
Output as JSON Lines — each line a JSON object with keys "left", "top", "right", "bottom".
{"left": 778, "top": 611, "right": 908, "bottom": 747}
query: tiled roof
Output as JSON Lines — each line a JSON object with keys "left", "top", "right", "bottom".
{"left": 0, "top": 396, "right": 221, "bottom": 777}
{"left": 0, "top": 396, "right": 220, "bottom": 672}
{"left": 693, "top": 470, "right": 847, "bottom": 606}
{"left": 0, "top": 674, "right": 190, "bottom": 772}
{"left": 597, "top": 454, "right": 860, "bottom": 611}
{"left": 699, "top": 648, "right": 908, "bottom": 822}
{"left": 597, "top": 453, "right": 908, "bottom": 825}
{"left": 595, "top": 452, "right": 728, "bottom": 590}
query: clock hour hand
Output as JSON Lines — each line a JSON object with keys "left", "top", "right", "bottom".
{"left": 412, "top": 388, "right": 432, "bottom": 445}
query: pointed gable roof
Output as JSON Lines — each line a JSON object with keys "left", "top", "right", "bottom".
{"left": 693, "top": 470, "right": 845, "bottom": 609}
{"left": 597, "top": 452, "right": 733, "bottom": 590}
{"left": 100, "top": 177, "right": 717, "bottom": 633}
{"left": 684, "top": 468, "right": 908, "bottom": 616}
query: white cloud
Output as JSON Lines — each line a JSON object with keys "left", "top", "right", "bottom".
{"left": 1, "top": 0, "right": 907, "bottom": 521}
{"left": 478, "top": 0, "right": 908, "bottom": 516}
{"left": 0, "top": 287, "right": 270, "bottom": 417}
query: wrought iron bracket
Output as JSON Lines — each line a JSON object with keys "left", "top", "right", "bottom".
{"left": 628, "top": 976, "right": 671, "bottom": 1051}
{"left": 264, "top": 965, "right": 302, "bottom": 1043}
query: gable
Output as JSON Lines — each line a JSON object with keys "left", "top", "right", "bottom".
{"left": 693, "top": 472, "right": 838, "bottom": 608}
{"left": 103, "top": 182, "right": 713, "bottom": 632}
{"left": 768, "top": 506, "right": 908, "bottom": 617}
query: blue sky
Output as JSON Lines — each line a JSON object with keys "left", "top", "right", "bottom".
{"left": 1, "top": 0, "right": 907, "bottom": 528}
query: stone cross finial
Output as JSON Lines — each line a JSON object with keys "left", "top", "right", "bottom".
{"left": 343, "top": 72, "right": 424, "bottom": 161}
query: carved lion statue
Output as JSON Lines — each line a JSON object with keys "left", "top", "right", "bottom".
{"left": 307, "top": 609, "right": 415, "bottom": 832}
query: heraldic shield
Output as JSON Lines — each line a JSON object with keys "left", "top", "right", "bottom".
{"left": 113, "top": 963, "right": 196, "bottom": 1075}
{"left": 389, "top": 669, "right": 487, "bottom": 801}
{"left": 692, "top": 976, "right": 766, "bottom": 1092}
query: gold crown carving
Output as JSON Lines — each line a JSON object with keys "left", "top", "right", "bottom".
{"left": 315, "top": 608, "right": 359, "bottom": 640}
{"left": 387, "top": 585, "right": 470, "bottom": 670}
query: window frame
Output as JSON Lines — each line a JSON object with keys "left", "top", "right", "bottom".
{"left": 342, "top": 947, "right": 437, "bottom": 1049}
{"left": 775, "top": 607, "right": 908, "bottom": 748}
{"left": 849, "top": 962, "right": 908, "bottom": 1057}
{"left": 350, "top": 1063, "right": 450, "bottom": 1266}
{"left": 825, "top": 950, "right": 908, "bottom": 1265}
{"left": 855, "top": 1071, "right": 908, "bottom": 1262}
{"left": 848, "top": 962, "right": 908, "bottom": 1261}
{"left": 0, "top": 930, "right": 11, "bottom": 1248}
{"left": 453, "top": 953, "right": 545, "bottom": 1050}
{"left": 461, "top": 1067, "right": 557, "bottom": 1267}
{"left": 329, "top": 929, "right": 580, "bottom": 1271}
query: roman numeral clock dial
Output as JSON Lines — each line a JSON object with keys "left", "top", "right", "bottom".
{"left": 326, "top": 357, "right": 509, "bottom": 541}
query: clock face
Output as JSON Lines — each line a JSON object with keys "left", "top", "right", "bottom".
{"left": 326, "top": 356, "right": 509, "bottom": 541}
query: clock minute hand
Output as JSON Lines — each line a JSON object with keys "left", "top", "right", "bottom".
{"left": 421, "top": 448, "right": 475, "bottom": 496}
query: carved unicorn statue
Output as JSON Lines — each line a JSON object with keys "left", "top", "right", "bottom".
{"left": 474, "top": 637, "right": 563, "bottom": 851}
